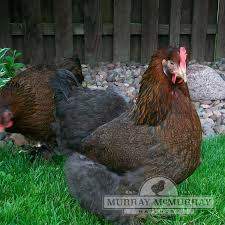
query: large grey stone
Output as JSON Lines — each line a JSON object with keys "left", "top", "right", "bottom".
{"left": 187, "top": 64, "right": 225, "bottom": 101}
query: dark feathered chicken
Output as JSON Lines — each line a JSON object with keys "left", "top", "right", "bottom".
{"left": 52, "top": 72, "right": 128, "bottom": 154}
{"left": 64, "top": 47, "right": 202, "bottom": 224}
{"left": 0, "top": 57, "right": 83, "bottom": 142}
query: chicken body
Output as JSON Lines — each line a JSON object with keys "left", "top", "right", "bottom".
{"left": 81, "top": 94, "right": 201, "bottom": 179}
{"left": 0, "top": 57, "right": 83, "bottom": 142}
{"left": 63, "top": 48, "right": 202, "bottom": 224}
{"left": 52, "top": 84, "right": 128, "bottom": 154}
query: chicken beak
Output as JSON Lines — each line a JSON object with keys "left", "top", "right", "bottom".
{"left": 176, "top": 67, "right": 187, "bottom": 83}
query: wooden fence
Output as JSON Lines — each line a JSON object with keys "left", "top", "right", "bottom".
{"left": 0, "top": 0, "right": 225, "bottom": 64}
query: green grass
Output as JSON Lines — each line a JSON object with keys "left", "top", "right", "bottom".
{"left": 0, "top": 136, "right": 225, "bottom": 225}
{"left": 0, "top": 144, "right": 109, "bottom": 225}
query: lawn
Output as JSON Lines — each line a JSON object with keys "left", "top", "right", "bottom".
{"left": 0, "top": 136, "right": 225, "bottom": 225}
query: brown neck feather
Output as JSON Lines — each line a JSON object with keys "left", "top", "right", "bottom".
{"left": 133, "top": 51, "right": 190, "bottom": 126}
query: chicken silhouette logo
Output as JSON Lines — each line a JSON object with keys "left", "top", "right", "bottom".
{"left": 151, "top": 180, "right": 165, "bottom": 195}
{"left": 122, "top": 176, "right": 178, "bottom": 215}
{"left": 139, "top": 176, "right": 178, "bottom": 197}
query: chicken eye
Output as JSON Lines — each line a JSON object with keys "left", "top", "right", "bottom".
{"left": 169, "top": 61, "right": 174, "bottom": 65}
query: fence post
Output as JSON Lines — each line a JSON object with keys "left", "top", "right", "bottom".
{"left": 169, "top": 0, "right": 182, "bottom": 47}
{"left": 21, "top": 0, "right": 44, "bottom": 65}
{"left": 141, "top": 0, "right": 159, "bottom": 63}
{"left": 217, "top": 0, "right": 225, "bottom": 59}
{"left": 84, "top": 0, "right": 102, "bottom": 65}
{"left": 113, "top": 0, "right": 131, "bottom": 62}
{"left": 54, "top": 0, "right": 73, "bottom": 62}
{"left": 0, "top": 0, "right": 11, "bottom": 48}
{"left": 191, "top": 0, "right": 209, "bottom": 61}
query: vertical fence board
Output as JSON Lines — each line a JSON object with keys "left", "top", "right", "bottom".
{"left": 158, "top": 0, "right": 170, "bottom": 48}
{"left": 141, "top": 0, "right": 159, "bottom": 63}
{"left": 131, "top": 36, "right": 141, "bottom": 62}
{"left": 191, "top": 0, "right": 209, "bottom": 61}
{"left": 72, "top": 0, "right": 84, "bottom": 61}
{"left": 41, "top": 0, "right": 54, "bottom": 22}
{"left": 159, "top": 0, "right": 170, "bottom": 24}
{"left": 54, "top": 0, "right": 73, "bottom": 61}
{"left": 102, "top": 0, "right": 113, "bottom": 61}
{"left": 10, "top": 0, "right": 23, "bottom": 22}
{"left": 73, "top": 36, "right": 85, "bottom": 63}
{"left": 22, "top": 0, "right": 43, "bottom": 64}
{"left": 217, "top": 0, "right": 225, "bottom": 59}
{"left": 43, "top": 36, "right": 55, "bottom": 64}
{"left": 181, "top": 0, "right": 193, "bottom": 24}
{"left": 158, "top": 36, "right": 169, "bottom": 49}
{"left": 180, "top": 0, "right": 193, "bottom": 55}
{"left": 0, "top": 0, "right": 11, "bottom": 48}
{"left": 102, "top": 0, "right": 113, "bottom": 23}
{"left": 169, "top": 0, "right": 182, "bottom": 47}
{"left": 10, "top": 0, "right": 24, "bottom": 59}
{"left": 206, "top": 35, "right": 216, "bottom": 61}
{"left": 131, "top": 0, "right": 142, "bottom": 23}
{"left": 131, "top": 0, "right": 141, "bottom": 61}
{"left": 113, "top": 0, "right": 131, "bottom": 62}
{"left": 41, "top": 0, "right": 55, "bottom": 64}
{"left": 72, "top": 0, "right": 84, "bottom": 22}
{"left": 102, "top": 36, "right": 113, "bottom": 62}
{"left": 12, "top": 37, "right": 24, "bottom": 61}
{"left": 205, "top": 0, "right": 218, "bottom": 61}
{"left": 84, "top": 0, "right": 102, "bottom": 64}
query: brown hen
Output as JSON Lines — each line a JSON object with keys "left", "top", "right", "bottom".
{"left": 63, "top": 47, "right": 202, "bottom": 225}
{"left": 0, "top": 57, "right": 83, "bottom": 142}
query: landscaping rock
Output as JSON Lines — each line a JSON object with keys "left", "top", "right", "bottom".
{"left": 187, "top": 64, "right": 225, "bottom": 101}
{"left": 8, "top": 133, "right": 29, "bottom": 146}
{"left": 214, "top": 125, "right": 225, "bottom": 134}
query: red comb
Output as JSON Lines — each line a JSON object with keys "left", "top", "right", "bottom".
{"left": 179, "top": 47, "right": 187, "bottom": 71}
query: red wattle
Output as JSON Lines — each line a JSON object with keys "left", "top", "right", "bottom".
{"left": 5, "top": 121, "right": 13, "bottom": 128}
{"left": 172, "top": 74, "right": 176, "bottom": 84}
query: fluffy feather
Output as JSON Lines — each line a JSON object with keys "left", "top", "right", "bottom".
{"left": 51, "top": 72, "right": 128, "bottom": 154}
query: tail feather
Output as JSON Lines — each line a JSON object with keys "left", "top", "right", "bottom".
{"left": 71, "top": 55, "right": 84, "bottom": 83}
{"left": 65, "top": 153, "right": 145, "bottom": 225}
{"left": 56, "top": 55, "right": 84, "bottom": 84}
{"left": 50, "top": 69, "right": 81, "bottom": 102}
{"left": 73, "top": 55, "right": 81, "bottom": 69}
